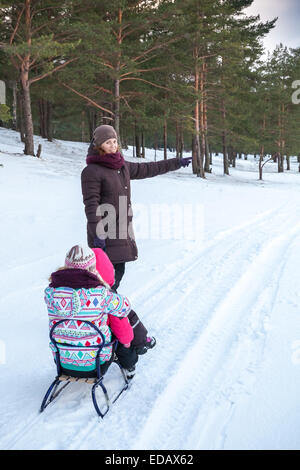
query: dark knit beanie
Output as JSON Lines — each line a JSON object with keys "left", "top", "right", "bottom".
{"left": 93, "top": 125, "right": 117, "bottom": 147}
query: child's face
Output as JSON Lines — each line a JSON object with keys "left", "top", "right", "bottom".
{"left": 101, "top": 138, "right": 118, "bottom": 154}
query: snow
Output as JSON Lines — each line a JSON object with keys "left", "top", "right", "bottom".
{"left": 0, "top": 126, "right": 300, "bottom": 450}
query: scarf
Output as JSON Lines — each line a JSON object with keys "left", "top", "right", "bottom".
{"left": 49, "top": 268, "right": 102, "bottom": 289}
{"left": 86, "top": 143, "right": 125, "bottom": 170}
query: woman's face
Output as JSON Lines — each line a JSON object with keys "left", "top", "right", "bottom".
{"left": 101, "top": 138, "right": 118, "bottom": 154}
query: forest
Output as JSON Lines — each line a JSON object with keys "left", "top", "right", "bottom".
{"left": 1, "top": 0, "right": 300, "bottom": 178}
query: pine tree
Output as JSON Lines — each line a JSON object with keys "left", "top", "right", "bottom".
{"left": 0, "top": 0, "right": 80, "bottom": 155}
{"left": 57, "top": 0, "right": 175, "bottom": 149}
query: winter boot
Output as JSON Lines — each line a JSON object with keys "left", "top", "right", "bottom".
{"left": 124, "top": 365, "right": 136, "bottom": 380}
{"left": 136, "top": 336, "right": 156, "bottom": 355}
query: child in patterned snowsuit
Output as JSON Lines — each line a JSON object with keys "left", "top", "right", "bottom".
{"left": 44, "top": 245, "right": 138, "bottom": 378}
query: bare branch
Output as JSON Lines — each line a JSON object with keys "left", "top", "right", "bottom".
{"left": 10, "top": 5, "right": 25, "bottom": 45}
{"left": 119, "top": 77, "right": 172, "bottom": 92}
{"left": 120, "top": 96, "right": 133, "bottom": 112}
{"left": 29, "top": 57, "right": 78, "bottom": 84}
{"left": 94, "top": 86, "right": 113, "bottom": 95}
{"left": 262, "top": 157, "right": 273, "bottom": 168}
{"left": 120, "top": 66, "right": 167, "bottom": 79}
{"left": 59, "top": 82, "right": 114, "bottom": 115}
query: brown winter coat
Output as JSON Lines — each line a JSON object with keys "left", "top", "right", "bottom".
{"left": 81, "top": 158, "right": 181, "bottom": 264}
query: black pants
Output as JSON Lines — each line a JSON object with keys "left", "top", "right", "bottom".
{"left": 128, "top": 309, "right": 148, "bottom": 348}
{"left": 112, "top": 263, "right": 126, "bottom": 291}
{"left": 115, "top": 343, "right": 138, "bottom": 369}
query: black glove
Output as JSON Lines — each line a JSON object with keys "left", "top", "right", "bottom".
{"left": 93, "top": 237, "right": 106, "bottom": 251}
{"left": 180, "top": 157, "right": 192, "bottom": 168}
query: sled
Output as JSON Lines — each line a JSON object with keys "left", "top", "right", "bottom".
{"left": 40, "top": 319, "right": 129, "bottom": 418}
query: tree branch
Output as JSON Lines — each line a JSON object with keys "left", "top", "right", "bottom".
{"left": 120, "top": 66, "right": 167, "bottom": 79}
{"left": 9, "top": 5, "right": 25, "bottom": 45}
{"left": 59, "top": 82, "right": 114, "bottom": 115}
{"left": 119, "top": 77, "right": 172, "bottom": 92}
{"left": 29, "top": 57, "right": 78, "bottom": 84}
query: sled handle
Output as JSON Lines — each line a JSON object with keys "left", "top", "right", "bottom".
{"left": 49, "top": 319, "right": 116, "bottom": 378}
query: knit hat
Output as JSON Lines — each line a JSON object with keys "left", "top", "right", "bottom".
{"left": 93, "top": 125, "right": 117, "bottom": 147}
{"left": 65, "top": 245, "right": 97, "bottom": 272}
{"left": 64, "top": 244, "right": 111, "bottom": 289}
{"left": 92, "top": 248, "right": 115, "bottom": 287}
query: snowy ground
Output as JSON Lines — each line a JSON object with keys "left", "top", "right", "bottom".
{"left": 0, "top": 127, "right": 300, "bottom": 450}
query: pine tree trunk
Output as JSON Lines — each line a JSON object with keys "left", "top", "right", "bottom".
{"left": 38, "top": 98, "right": 53, "bottom": 141}
{"left": 135, "top": 121, "right": 141, "bottom": 158}
{"left": 141, "top": 132, "right": 145, "bottom": 158}
{"left": 259, "top": 113, "right": 266, "bottom": 180}
{"left": 193, "top": 49, "right": 205, "bottom": 177}
{"left": 277, "top": 104, "right": 284, "bottom": 173}
{"left": 20, "top": 0, "right": 35, "bottom": 155}
{"left": 163, "top": 116, "right": 167, "bottom": 160}
{"left": 114, "top": 8, "right": 122, "bottom": 150}
{"left": 221, "top": 100, "right": 229, "bottom": 175}
{"left": 199, "top": 64, "right": 206, "bottom": 171}
{"left": 132, "top": 130, "right": 135, "bottom": 157}
{"left": 114, "top": 78, "right": 121, "bottom": 147}
{"left": 232, "top": 151, "right": 237, "bottom": 168}
{"left": 204, "top": 138, "right": 210, "bottom": 171}
{"left": 17, "top": 85, "right": 25, "bottom": 142}
{"left": 179, "top": 123, "right": 184, "bottom": 158}
{"left": 175, "top": 121, "right": 179, "bottom": 158}
{"left": 259, "top": 158, "right": 263, "bottom": 180}
{"left": 21, "top": 78, "right": 35, "bottom": 155}
{"left": 201, "top": 60, "right": 210, "bottom": 173}
{"left": 11, "top": 81, "right": 17, "bottom": 130}
{"left": 39, "top": 99, "right": 46, "bottom": 138}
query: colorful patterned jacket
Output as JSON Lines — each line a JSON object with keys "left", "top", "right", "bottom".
{"left": 44, "top": 269, "right": 131, "bottom": 373}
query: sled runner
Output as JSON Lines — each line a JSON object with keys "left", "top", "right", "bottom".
{"left": 40, "top": 319, "right": 129, "bottom": 418}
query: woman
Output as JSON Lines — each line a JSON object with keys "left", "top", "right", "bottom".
{"left": 81, "top": 125, "right": 191, "bottom": 291}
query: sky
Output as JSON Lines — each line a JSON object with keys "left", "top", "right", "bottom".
{"left": 245, "top": 0, "right": 300, "bottom": 54}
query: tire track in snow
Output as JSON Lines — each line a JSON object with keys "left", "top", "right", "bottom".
{"left": 63, "top": 204, "right": 300, "bottom": 450}
{"left": 33, "top": 204, "right": 279, "bottom": 450}
{"left": 2, "top": 203, "right": 298, "bottom": 450}
{"left": 185, "top": 243, "right": 293, "bottom": 450}
{"left": 133, "top": 219, "right": 300, "bottom": 450}
{"left": 129, "top": 204, "right": 289, "bottom": 311}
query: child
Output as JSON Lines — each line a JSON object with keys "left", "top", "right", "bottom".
{"left": 44, "top": 245, "right": 138, "bottom": 379}
{"left": 92, "top": 248, "right": 156, "bottom": 358}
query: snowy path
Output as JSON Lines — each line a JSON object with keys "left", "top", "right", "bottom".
{"left": 1, "top": 128, "right": 300, "bottom": 450}
{"left": 2, "top": 201, "right": 300, "bottom": 450}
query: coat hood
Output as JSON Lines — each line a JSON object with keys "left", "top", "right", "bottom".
{"left": 44, "top": 285, "right": 108, "bottom": 319}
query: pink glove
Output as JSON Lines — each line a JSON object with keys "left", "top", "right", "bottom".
{"left": 123, "top": 343, "right": 131, "bottom": 348}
